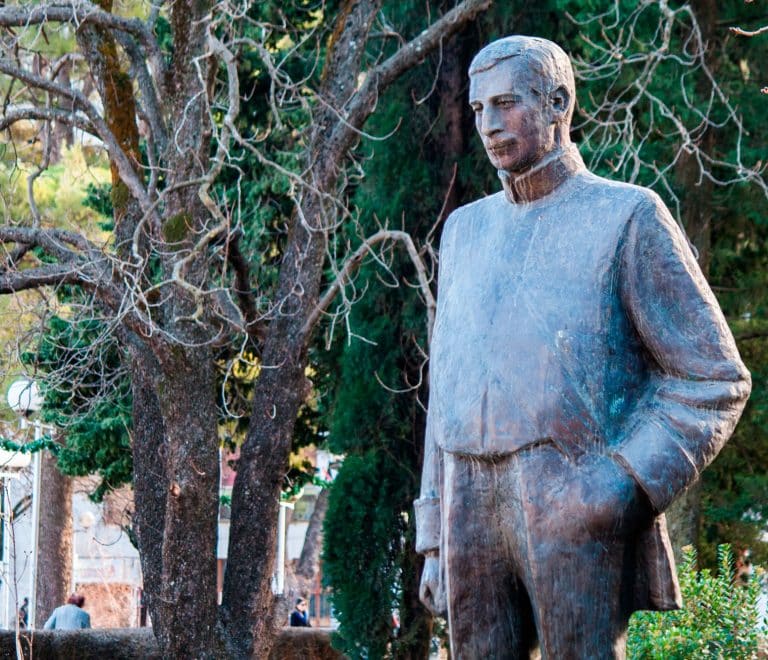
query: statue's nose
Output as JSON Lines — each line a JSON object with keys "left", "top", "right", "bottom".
{"left": 480, "top": 107, "right": 504, "bottom": 137}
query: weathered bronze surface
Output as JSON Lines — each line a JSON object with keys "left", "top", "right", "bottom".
{"left": 415, "top": 36, "right": 751, "bottom": 659}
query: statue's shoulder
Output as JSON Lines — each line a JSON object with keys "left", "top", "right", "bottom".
{"left": 445, "top": 191, "right": 506, "bottom": 227}
{"left": 578, "top": 171, "right": 667, "bottom": 215}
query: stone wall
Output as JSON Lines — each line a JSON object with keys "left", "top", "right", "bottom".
{"left": 0, "top": 627, "right": 345, "bottom": 659}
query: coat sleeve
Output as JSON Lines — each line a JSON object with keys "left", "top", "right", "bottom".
{"left": 613, "top": 192, "right": 751, "bottom": 513}
{"left": 414, "top": 211, "right": 460, "bottom": 555}
{"left": 414, "top": 400, "right": 441, "bottom": 554}
{"left": 43, "top": 610, "right": 56, "bottom": 630}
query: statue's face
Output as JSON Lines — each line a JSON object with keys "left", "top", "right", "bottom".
{"left": 469, "top": 57, "right": 557, "bottom": 174}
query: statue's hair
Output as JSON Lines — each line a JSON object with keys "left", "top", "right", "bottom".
{"left": 469, "top": 36, "right": 575, "bottom": 125}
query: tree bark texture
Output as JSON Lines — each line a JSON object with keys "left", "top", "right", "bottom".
{"left": 154, "top": 348, "right": 223, "bottom": 659}
{"left": 222, "top": 347, "right": 313, "bottom": 658}
{"left": 0, "top": 1, "right": 492, "bottom": 656}
{"left": 127, "top": 346, "right": 167, "bottom": 633}
{"left": 35, "top": 452, "right": 73, "bottom": 625}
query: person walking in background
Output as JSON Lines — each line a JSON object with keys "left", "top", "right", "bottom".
{"left": 17, "top": 597, "right": 28, "bottom": 629}
{"left": 43, "top": 593, "right": 91, "bottom": 630}
{"left": 290, "top": 598, "right": 311, "bottom": 627}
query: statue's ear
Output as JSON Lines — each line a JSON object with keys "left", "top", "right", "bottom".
{"left": 550, "top": 85, "right": 570, "bottom": 123}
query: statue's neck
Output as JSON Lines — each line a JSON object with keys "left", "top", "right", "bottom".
{"left": 499, "top": 145, "right": 585, "bottom": 204}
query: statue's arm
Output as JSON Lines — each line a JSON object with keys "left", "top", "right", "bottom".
{"left": 414, "top": 210, "right": 459, "bottom": 554}
{"left": 613, "top": 192, "right": 751, "bottom": 513}
{"left": 414, "top": 407, "right": 441, "bottom": 554}
{"left": 415, "top": 402, "right": 446, "bottom": 616}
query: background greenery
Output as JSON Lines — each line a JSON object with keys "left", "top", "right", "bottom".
{"left": 628, "top": 545, "right": 765, "bottom": 659}
{"left": 1, "top": 0, "right": 766, "bottom": 656}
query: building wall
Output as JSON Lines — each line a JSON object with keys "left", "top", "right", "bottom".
{"left": 0, "top": 473, "right": 142, "bottom": 629}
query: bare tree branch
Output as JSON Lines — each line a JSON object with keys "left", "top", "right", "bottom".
{"left": 0, "top": 105, "right": 97, "bottom": 136}
{"left": 0, "top": 263, "right": 88, "bottom": 292}
{"left": 342, "top": 0, "right": 492, "bottom": 142}
{"left": 0, "top": 226, "right": 94, "bottom": 264}
{"left": 302, "top": 229, "right": 436, "bottom": 343}
{"left": 0, "top": 3, "right": 163, "bottom": 71}
{"left": 224, "top": 232, "right": 262, "bottom": 342}
{"left": 568, "top": 0, "right": 768, "bottom": 220}
{"left": 0, "top": 58, "right": 158, "bottom": 231}
{"left": 730, "top": 24, "right": 768, "bottom": 37}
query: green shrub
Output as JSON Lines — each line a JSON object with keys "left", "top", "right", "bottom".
{"left": 628, "top": 544, "right": 764, "bottom": 659}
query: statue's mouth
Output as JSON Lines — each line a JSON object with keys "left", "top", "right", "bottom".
{"left": 488, "top": 139, "right": 517, "bottom": 155}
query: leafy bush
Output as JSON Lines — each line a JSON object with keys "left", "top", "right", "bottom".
{"left": 628, "top": 545, "right": 765, "bottom": 659}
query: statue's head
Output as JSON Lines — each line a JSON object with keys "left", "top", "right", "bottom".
{"left": 468, "top": 36, "right": 575, "bottom": 174}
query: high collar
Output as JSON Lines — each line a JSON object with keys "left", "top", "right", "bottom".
{"left": 498, "top": 146, "right": 585, "bottom": 204}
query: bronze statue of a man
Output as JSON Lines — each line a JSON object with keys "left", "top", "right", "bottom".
{"left": 415, "top": 35, "right": 751, "bottom": 659}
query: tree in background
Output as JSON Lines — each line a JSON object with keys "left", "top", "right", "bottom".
{"left": 321, "top": 5, "right": 480, "bottom": 655}
{"left": 0, "top": 1, "right": 490, "bottom": 656}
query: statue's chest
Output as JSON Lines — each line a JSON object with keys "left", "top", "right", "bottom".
{"left": 443, "top": 201, "right": 624, "bottom": 334}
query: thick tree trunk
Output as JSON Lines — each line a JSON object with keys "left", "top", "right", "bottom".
{"left": 222, "top": 5, "right": 384, "bottom": 654}
{"left": 222, "top": 321, "right": 319, "bottom": 658}
{"left": 153, "top": 348, "right": 223, "bottom": 659}
{"left": 35, "top": 451, "right": 72, "bottom": 624}
{"left": 128, "top": 346, "right": 168, "bottom": 630}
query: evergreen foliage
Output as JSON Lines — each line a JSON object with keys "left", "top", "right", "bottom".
{"left": 324, "top": 452, "right": 414, "bottom": 659}
{"left": 321, "top": 250, "right": 431, "bottom": 658}
{"left": 627, "top": 545, "right": 765, "bottom": 659}
{"left": 26, "top": 315, "right": 133, "bottom": 502}
{"left": 319, "top": 3, "right": 467, "bottom": 654}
